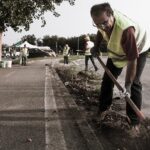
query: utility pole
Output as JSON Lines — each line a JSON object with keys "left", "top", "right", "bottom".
{"left": 0, "top": 32, "right": 2, "bottom": 61}
{"left": 77, "top": 36, "right": 79, "bottom": 50}
{"left": 55, "top": 36, "right": 58, "bottom": 54}
{"left": 55, "top": 41, "right": 58, "bottom": 54}
{"left": 77, "top": 36, "right": 80, "bottom": 55}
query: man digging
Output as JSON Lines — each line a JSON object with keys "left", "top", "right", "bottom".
{"left": 90, "top": 3, "right": 150, "bottom": 137}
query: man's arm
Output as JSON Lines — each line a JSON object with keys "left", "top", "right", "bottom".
{"left": 91, "top": 31, "right": 104, "bottom": 55}
{"left": 121, "top": 27, "right": 139, "bottom": 93}
{"left": 125, "top": 59, "right": 137, "bottom": 93}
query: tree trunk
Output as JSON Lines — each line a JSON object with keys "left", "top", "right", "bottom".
{"left": 0, "top": 31, "right": 2, "bottom": 61}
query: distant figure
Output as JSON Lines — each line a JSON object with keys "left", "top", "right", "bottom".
{"left": 3, "top": 49, "right": 6, "bottom": 58}
{"left": 84, "top": 35, "right": 98, "bottom": 71}
{"left": 63, "top": 44, "right": 70, "bottom": 64}
{"left": 20, "top": 44, "right": 29, "bottom": 66}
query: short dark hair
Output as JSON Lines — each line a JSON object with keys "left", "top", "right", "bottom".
{"left": 90, "top": 3, "right": 113, "bottom": 17}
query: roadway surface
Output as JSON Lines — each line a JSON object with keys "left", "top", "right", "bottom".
{"left": 0, "top": 56, "right": 150, "bottom": 150}
{"left": 0, "top": 58, "right": 103, "bottom": 150}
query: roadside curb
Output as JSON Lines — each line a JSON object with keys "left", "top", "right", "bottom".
{"left": 49, "top": 65, "right": 104, "bottom": 150}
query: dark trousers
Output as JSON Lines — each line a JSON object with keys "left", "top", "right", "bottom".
{"left": 64, "top": 56, "right": 68, "bottom": 64}
{"left": 99, "top": 51, "right": 148, "bottom": 125}
{"left": 22, "top": 56, "right": 27, "bottom": 65}
{"left": 85, "top": 55, "right": 98, "bottom": 71}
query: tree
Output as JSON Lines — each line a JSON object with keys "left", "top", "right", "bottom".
{"left": 42, "top": 35, "right": 53, "bottom": 47}
{"left": 21, "top": 34, "right": 37, "bottom": 45}
{"left": 36, "top": 38, "right": 43, "bottom": 46}
{"left": 42, "top": 35, "right": 59, "bottom": 52}
{"left": 0, "top": 0, "right": 75, "bottom": 60}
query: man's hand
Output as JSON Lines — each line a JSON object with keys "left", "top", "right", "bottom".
{"left": 119, "top": 88, "right": 131, "bottom": 99}
{"left": 119, "top": 83, "right": 131, "bottom": 99}
{"left": 120, "top": 83, "right": 131, "bottom": 98}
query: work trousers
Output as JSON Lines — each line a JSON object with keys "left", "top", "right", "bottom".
{"left": 85, "top": 55, "right": 98, "bottom": 71}
{"left": 64, "top": 56, "right": 69, "bottom": 64}
{"left": 99, "top": 51, "right": 148, "bottom": 125}
{"left": 22, "top": 56, "right": 27, "bottom": 66}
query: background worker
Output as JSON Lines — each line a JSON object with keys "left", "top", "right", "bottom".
{"left": 90, "top": 3, "right": 150, "bottom": 135}
{"left": 63, "top": 44, "right": 70, "bottom": 64}
{"left": 20, "top": 44, "right": 29, "bottom": 66}
{"left": 84, "top": 35, "right": 98, "bottom": 71}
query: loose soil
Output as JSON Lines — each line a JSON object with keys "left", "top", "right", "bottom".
{"left": 56, "top": 65, "right": 150, "bottom": 150}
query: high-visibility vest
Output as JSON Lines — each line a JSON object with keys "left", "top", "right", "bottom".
{"left": 85, "top": 41, "right": 94, "bottom": 56}
{"left": 63, "top": 45, "right": 70, "bottom": 56}
{"left": 99, "top": 10, "right": 150, "bottom": 68}
{"left": 21, "top": 47, "right": 28, "bottom": 56}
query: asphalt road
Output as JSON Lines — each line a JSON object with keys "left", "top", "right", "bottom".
{"left": 0, "top": 60, "right": 46, "bottom": 150}
{"left": 0, "top": 58, "right": 103, "bottom": 150}
{"left": 0, "top": 56, "right": 149, "bottom": 150}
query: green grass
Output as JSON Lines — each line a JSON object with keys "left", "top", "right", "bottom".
{"left": 59, "top": 54, "right": 84, "bottom": 63}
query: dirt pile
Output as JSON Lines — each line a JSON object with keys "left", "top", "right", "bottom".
{"left": 56, "top": 66, "right": 150, "bottom": 150}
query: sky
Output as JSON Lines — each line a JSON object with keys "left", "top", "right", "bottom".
{"left": 3, "top": 0, "right": 150, "bottom": 45}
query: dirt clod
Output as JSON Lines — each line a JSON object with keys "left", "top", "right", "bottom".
{"left": 26, "top": 138, "right": 32, "bottom": 143}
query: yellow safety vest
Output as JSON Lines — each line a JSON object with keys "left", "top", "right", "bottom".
{"left": 99, "top": 10, "right": 150, "bottom": 68}
{"left": 63, "top": 46, "right": 70, "bottom": 56}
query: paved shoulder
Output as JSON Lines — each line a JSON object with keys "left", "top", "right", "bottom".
{"left": 44, "top": 65, "right": 104, "bottom": 150}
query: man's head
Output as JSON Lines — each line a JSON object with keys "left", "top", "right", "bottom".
{"left": 90, "top": 3, "right": 114, "bottom": 32}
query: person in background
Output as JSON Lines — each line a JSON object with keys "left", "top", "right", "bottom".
{"left": 63, "top": 44, "right": 70, "bottom": 64}
{"left": 20, "top": 44, "right": 29, "bottom": 66}
{"left": 84, "top": 35, "right": 98, "bottom": 71}
{"left": 90, "top": 3, "right": 150, "bottom": 136}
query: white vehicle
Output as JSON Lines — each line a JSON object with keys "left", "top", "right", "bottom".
{"left": 15, "top": 52, "right": 20, "bottom": 57}
{"left": 6, "top": 52, "right": 10, "bottom": 57}
{"left": 48, "top": 50, "right": 56, "bottom": 57}
{"left": 39, "top": 49, "right": 56, "bottom": 57}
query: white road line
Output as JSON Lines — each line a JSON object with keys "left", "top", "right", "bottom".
{"left": 71, "top": 61, "right": 79, "bottom": 66}
{"left": 44, "top": 66, "right": 67, "bottom": 150}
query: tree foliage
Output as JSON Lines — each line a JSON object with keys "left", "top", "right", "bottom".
{"left": 18, "top": 33, "right": 97, "bottom": 55}
{"left": 40, "top": 34, "right": 96, "bottom": 54}
{"left": 21, "top": 34, "right": 36, "bottom": 45}
{"left": 43, "top": 35, "right": 57, "bottom": 50}
{"left": 0, "top": 0, "right": 75, "bottom": 32}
